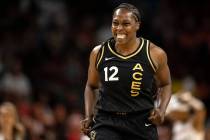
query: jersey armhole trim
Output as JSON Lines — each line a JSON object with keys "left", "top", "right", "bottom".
{"left": 146, "top": 40, "right": 157, "bottom": 73}
{"left": 96, "top": 45, "right": 104, "bottom": 69}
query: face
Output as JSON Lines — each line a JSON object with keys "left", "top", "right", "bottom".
{"left": 0, "top": 106, "right": 16, "bottom": 127}
{"left": 112, "top": 8, "right": 140, "bottom": 45}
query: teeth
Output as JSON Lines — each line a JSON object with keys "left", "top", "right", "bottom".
{"left": 117, "top": 34, "right": 126, "bottom": 39}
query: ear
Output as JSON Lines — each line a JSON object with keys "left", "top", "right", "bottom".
{"left": 136, "top": 22, "right": 140, "bottom": 30}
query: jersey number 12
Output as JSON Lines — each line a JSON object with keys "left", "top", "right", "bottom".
{"left": 104, "top": 66, "right": 119, "bottom": 81}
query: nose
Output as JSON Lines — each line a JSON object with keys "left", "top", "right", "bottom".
{"left": 116, "top": 24, "right": 123, "bottom": 30}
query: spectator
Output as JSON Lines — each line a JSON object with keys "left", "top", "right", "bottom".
{"left": 0, "top": 102, "right": 25, "bottom": 140}
{"left": 166, "top": 91, "right": 206, "bottom": 140}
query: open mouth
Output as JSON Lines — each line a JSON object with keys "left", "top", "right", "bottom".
{"left": 116, "top": 34, "right": 126, "bottom": 40}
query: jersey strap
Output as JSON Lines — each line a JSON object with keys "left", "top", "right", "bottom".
{"left": 146, "top": 39, "right": 157, "bottom": 73}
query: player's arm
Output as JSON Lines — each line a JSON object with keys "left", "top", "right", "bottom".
{"left": 81, "top": 45, "right": 101, "bottom": 135}
{"left": 84, "top": 45, "right": 101, "bottom": 119}
{"left": 149, "top": 43, "right": 172, "bottom": 125}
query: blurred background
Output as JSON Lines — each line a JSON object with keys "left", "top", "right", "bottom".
{"left": 0, "top": 0, "right": 209, "bottom": 139}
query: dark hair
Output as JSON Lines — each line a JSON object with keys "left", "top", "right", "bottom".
{"left": 113, "top": 3, "right": 141, "bottom": 22}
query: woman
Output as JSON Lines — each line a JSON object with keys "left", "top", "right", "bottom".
{"left": 166, "top": 91, "right": 206, "bottom": 140}
{"left": 81, "top": 3, "right": 171, "bottom": 140}
{"left": 0, "top": 102, "right": 25, "bottom": 140}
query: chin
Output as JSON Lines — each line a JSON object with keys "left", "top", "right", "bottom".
{"left": 115, "top": 38, "right": 127, "bottom": 45}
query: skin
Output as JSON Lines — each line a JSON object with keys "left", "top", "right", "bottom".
{"left": 81, "top": 8, "right": 172, "bottom": 135}
{"left": 166, "top": 92, "right": 206, "bottom": 132}
{"left": 0, "top": 103, "right": 25, "bottom": 140}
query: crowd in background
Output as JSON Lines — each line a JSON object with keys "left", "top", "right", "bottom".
{"left": 0, "top": 0, "right": 210, "bottom": 139}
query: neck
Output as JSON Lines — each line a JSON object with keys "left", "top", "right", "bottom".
{"left": 115, "top": 37, "right": 139, "bottom": 55}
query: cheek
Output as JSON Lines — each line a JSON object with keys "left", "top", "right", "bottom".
{"left": 111, "top": 26, "right": 116, "bottom": 32}
{"left": 129, "top": 27, "right": 138, "bottom": 35}
{"left": 111, "top": 28, "right": 116, "bottom": 36}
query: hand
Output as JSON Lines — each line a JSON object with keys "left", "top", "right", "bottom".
{"left": 148, "top": 108, "right": 164, "bottom": 125}
{"left": 80, "top": 117, "right": 93, "bottom": 135}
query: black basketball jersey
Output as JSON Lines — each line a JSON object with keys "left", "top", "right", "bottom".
{"left": 95, "top": 37, "right": 157, "bottom": 112}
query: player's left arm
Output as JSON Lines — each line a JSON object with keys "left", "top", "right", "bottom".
{"left": 149, "top": 43, "right": 172, "bottom": 125}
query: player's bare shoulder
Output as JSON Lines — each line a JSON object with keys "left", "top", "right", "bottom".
{"left": 91, "top": 44, "right": 102, "bottom": 57}
{"left": 149, "top": 42, "right": 168, "bottom": 70}
{"left": 89, "top": 44, "right": 104, "bottom": 67}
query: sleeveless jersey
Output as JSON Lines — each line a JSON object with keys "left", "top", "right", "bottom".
{"left": 96, "top": 37, "right": 157, "bottom": 112}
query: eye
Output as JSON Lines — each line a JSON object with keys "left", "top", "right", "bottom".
{"left": 112, "top": 21, "right": 118, "bottom": 26}
{"left": 123, "top": 22, "right": 130, "bottom": 26}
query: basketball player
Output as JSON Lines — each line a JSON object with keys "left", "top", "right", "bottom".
{"left": 81, "top": 3, "right": 172, "bottom": 140}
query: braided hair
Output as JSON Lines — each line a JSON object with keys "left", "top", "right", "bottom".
{"left": 113, "top": 3, "right": 141, "bottom": 22}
